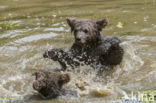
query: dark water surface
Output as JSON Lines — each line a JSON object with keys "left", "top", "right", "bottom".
{"left": 0, "top": 0, "right": 156, "bottom": 103}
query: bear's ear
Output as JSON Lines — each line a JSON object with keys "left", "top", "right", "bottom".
{"left": 34, "top": 71, "right": 46, "bottom": 80}
{"left": 33, "top": 81, "right": 41, "bottom": 91}
{"left": 96, "top": 18, "right": 108, "bottom": 31}
{"left": 58, "top": 74, "right": 70, "bottom": 88}
{"left": 59, "top": 74, "right": 70, "bottom": 83}
{"left": 33, "top": 72, "right": 39, "bottom": 80}
{"left": 66, "top": 18, "right": 77, "bottom": 32}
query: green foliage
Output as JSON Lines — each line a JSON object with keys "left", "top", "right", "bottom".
{"left": 116, "top": 22, "right": 124, "bottom": 28}
{"left": 0, "top": 23, "right": 17, "bottom": 30}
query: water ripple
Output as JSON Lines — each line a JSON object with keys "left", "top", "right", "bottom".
{"left": 14, "top": 32, "right": 58, "bottom": 44}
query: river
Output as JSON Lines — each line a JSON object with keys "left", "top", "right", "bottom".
{"left": 0, "top": 0, "right": 156, "bottom": 103}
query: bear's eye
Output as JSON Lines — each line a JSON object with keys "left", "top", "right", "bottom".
{"left": 84, "top": 29, "right": 88, "bottom": 33}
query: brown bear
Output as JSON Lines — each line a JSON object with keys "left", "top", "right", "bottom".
{"left": 43, "top": 18, "right": 124, "bottom": 71}
{"left": 33, "top": 71, "right": 70, "bottom": 99}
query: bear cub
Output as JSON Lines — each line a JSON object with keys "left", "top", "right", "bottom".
{"left": 33, "top": 71, "right": 70, "bottom": 99}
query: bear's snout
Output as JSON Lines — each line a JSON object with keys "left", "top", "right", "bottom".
{"left": 33, "top": 81, "right": 41, "bottom": 91}
{"left": 76, "top": 38, "right": 81, "bottom": 42}
{"left": 43, "top": 51, "right": 48, "bottom": 58}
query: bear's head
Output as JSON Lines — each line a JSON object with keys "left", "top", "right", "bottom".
{"left": 33, "top": 71, "right": 70, "bottom": 92}
{"left": 67, "top": 18, "right": 108, "bottom": 46}
{"left": 33, "top": 71, "right": 47, "bottom": 91}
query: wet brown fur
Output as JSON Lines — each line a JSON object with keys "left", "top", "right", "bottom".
{"left": 43, "top": 18, "right": 124, "bottom": 71}
{"left": 33, "top": 71, "right": 70, "bottom": 99}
